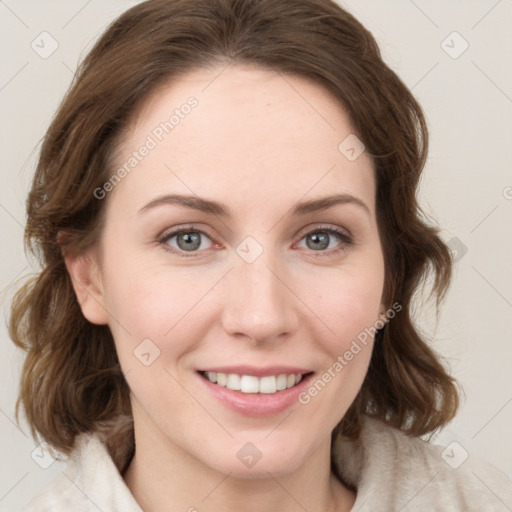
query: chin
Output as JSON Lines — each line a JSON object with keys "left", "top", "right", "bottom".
{"left": 215, "top": 457, "right": 305, "bottom": 480}
{"left": 198, "top": 439, "right": 311, "bottom": 479}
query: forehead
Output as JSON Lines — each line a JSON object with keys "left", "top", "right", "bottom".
{"left": 109, "top": 64, "right": 376, "bottom": 217}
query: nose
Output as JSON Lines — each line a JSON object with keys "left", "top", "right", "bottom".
{"left": 220, "top": 252, "right": 300, "bottom": 345}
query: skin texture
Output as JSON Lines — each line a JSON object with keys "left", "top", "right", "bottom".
{"left": 66, "top": 63, "right": 386, "bottom": 512}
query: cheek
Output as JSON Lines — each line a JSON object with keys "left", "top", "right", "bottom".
{"left": 306, "top": 260, "right": 385, "bottom": 349}
{"left": 104, "top": 270, "right": 172, "bottom": 333}
{"left": 294, "top": 266, "right": 384, "bottom": 427}
{"left": 100, "top": 243, "right": 200, "bottom": 335}
{"left": 99, "top": 254, "right": 226, "bottom": 378}
{"left": 98, "top": 249, "right": 185, "bottom": 363}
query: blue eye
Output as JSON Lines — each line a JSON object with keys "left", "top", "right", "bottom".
{"left": 158, "top": 225, "right": 353, "bottom": 258}
{"left": 160, "top": 228, "right": 213, "bottom": 255}
{"left": 297, "top": 227, "right": 353, "bottom": 253}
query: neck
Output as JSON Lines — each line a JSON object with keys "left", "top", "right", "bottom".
{"left": 123, "top": 413, "right": 356, "bottom": 512}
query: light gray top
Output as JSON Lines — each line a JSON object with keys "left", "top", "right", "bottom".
{"left": 23, "top": 414, "right": 512, "bottom": 511}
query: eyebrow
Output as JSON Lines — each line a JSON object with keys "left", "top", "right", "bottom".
{"left": 138, "top": 192, "right": 371, "bottom": 217}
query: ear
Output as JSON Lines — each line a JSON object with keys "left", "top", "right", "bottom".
{"left": 62, "top": 246, "right": 110, "bottom": 325}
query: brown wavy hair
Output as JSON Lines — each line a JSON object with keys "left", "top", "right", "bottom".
{"left": 9, "top": 0, "right": 459, "bottom": 456}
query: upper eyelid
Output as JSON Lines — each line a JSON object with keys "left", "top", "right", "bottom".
{"left": 295, "top": 224, "right": 352, "bottom": 238}
{"left": 158, "top": 225, "right": 214, "bottom": 242}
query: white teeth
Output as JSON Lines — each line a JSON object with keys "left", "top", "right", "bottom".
{"left": 217, "top": 372, "right": 227, "bottom": 387}
{"left": 226, "top": 373, "right": 241, "bottom": 391}
{"left": 276, "top": 374, "right": 288, "bottom": 391}
{"left": 259, "top": 376, "right": 276, "bottom": 394}
{"left": 240, "top": 375, "right": 259, "bottom": 393}
{"left": 203, "top": 372, "right": 307, "bottom": 394}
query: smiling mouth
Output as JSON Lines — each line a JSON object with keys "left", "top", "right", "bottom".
{"left": 198, "top": 370, "right": 314, "bottom": 394}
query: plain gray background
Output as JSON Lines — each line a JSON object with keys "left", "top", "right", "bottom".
{"left": 1, "top": 1, "right": 511, "bottom": 510}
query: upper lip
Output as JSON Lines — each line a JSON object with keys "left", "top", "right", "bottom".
{"left": 197, "top": 365, "right": 313, "bottom": 377}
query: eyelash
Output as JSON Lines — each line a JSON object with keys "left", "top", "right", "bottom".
{"left": 157, "top": 225, "right": 354, "bottom": 259}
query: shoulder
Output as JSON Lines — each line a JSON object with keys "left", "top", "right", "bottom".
{"left": 22, "top": 470, "right": 90, "bottom": 512}
{"left": 21, "top": 437, "right": 101, "bottom": 512}
{"left": 22, "top": 416, "right": 141, "bottom": 511}
{"left": 332, "top": 415, "right": 512, "bottom": 511}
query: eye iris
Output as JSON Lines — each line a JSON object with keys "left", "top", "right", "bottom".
{"left": 177, "top": 232, "right": 201, "bottom": 251}
{"left": 307, "top": 232, "right": 330, "bottom": 250}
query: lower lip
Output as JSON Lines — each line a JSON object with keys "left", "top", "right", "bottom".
{"left": 197, "top": 371, "right": 314, "bottom": 417}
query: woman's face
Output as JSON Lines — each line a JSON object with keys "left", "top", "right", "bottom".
{"left": 83, "top": 63, "right": 385, "bottom": 477}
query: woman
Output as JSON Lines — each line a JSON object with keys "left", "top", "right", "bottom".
{"left": 10, "top": 0, "right": 512, "bottom": 510}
